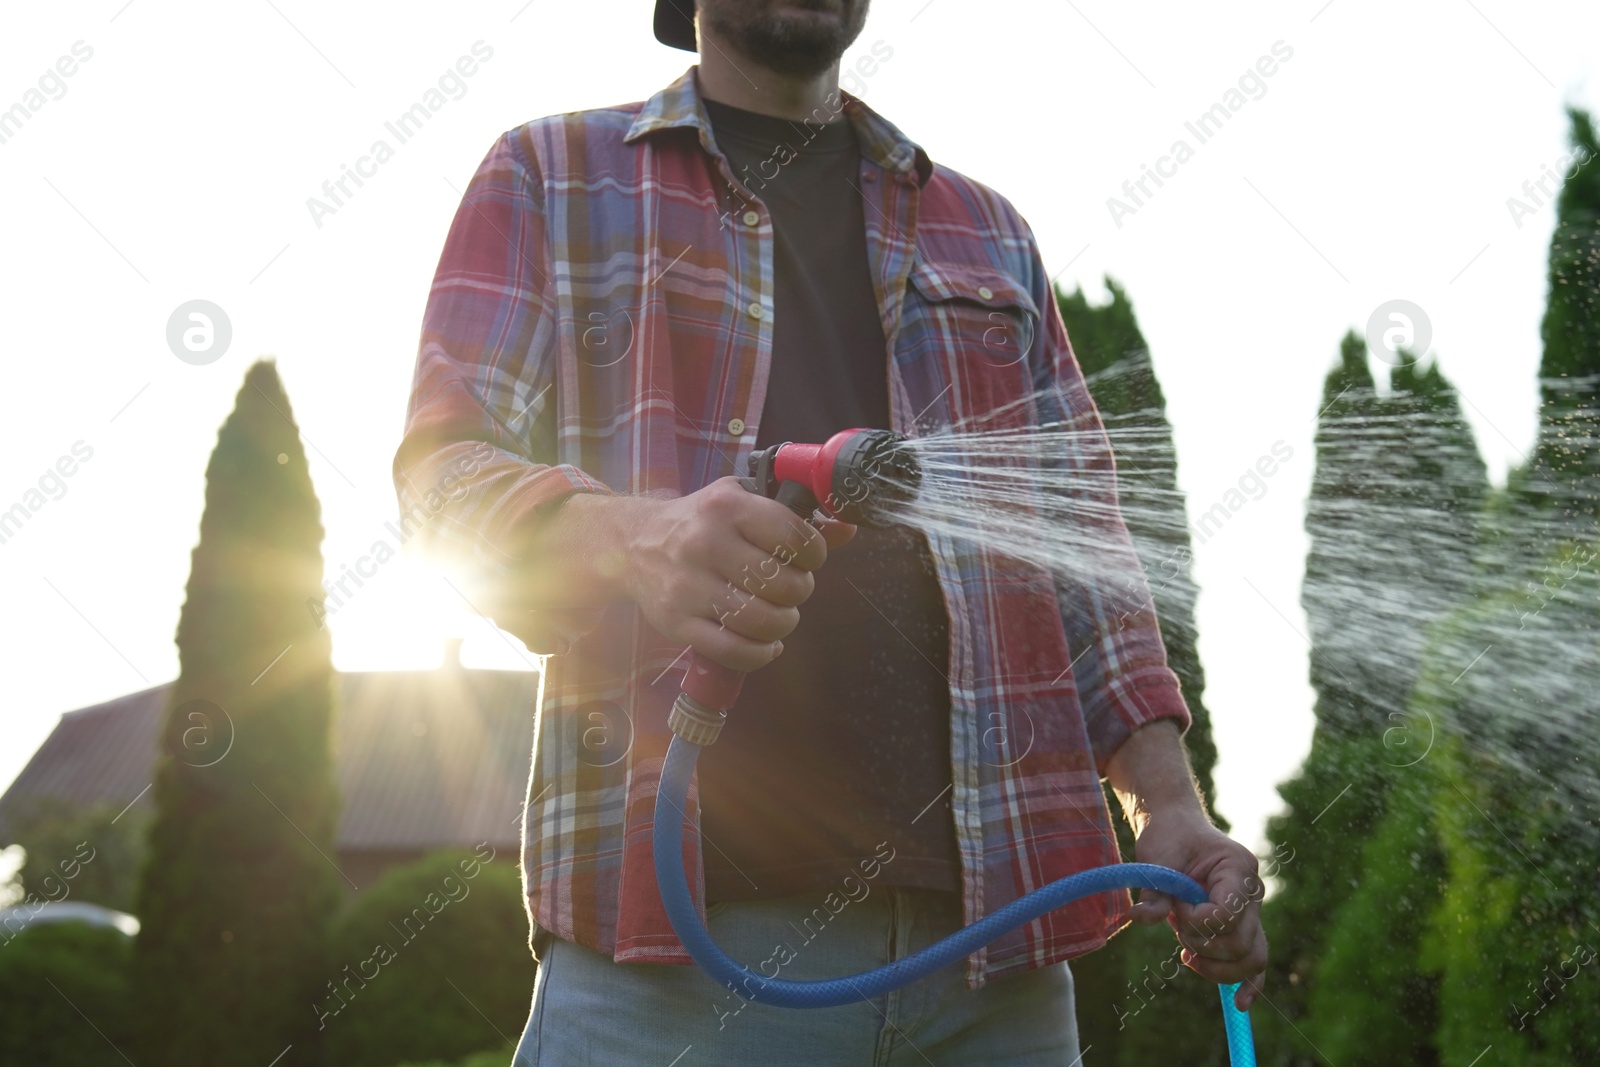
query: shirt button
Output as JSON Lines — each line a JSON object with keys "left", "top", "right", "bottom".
{"left": 728, "top": 418, "right": 746, "bottom": 436}
{"left": 742, "top": 210, "right": 761, "bottom": 226}
{"left": 747, "top": 302, "right": 763, "bottom": 320}
{"left": 977, "top": 285, "right": 995, "bottom": 301}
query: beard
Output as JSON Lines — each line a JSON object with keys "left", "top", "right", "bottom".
{"left": 697, "top": 0, "right": 870, "bottom": 77}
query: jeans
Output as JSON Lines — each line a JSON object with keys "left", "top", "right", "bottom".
{"left": 511, "top": 886, "right": 1081, "bottom": 1066}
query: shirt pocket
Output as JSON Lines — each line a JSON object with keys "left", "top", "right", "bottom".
{"left": 897, "top": 261, "right": 1041, "bottom": 431}
{"left": 905, "top": 260, "right": 1039, "bottom": 366}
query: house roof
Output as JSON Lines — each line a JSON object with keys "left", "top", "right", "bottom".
{"left": 0, "top": 661, "right": 539, "bottom": 853}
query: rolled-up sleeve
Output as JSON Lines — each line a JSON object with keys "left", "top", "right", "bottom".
{"left": 1020, "top": 232, "right": 1191, "bottom": 772}
{"left": 392, "top": 130, "right": 612, "bottom": 650}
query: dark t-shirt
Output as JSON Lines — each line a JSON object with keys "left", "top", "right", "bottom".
{"left": 696, "top": 98, "right": 960, "bottom": 901}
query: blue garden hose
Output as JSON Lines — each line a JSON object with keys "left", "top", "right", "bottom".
{"left": 654, "top": 733, "right": 1257, "bottom": 1064}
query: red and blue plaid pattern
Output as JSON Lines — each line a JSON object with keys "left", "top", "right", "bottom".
{"left": 393, "top": 68, "right": 1190, "bottom": 986}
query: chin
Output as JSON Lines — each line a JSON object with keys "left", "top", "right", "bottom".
{"left": 702, "top": 0, "right": 867, "bottom": 74}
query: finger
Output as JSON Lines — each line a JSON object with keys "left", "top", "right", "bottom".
{"left": 715, "top": 545, "right": 815, "bottom": 609}
{"left": 1175, "top": 904, "right": 1260, "bottom": 964}
{"left": 1180, "top": 924, "right": 1268, "bottom": 987}
{"left": 1182, "top": 950, "right": 1266, "bottom": 987}
{"left": 678, "top": 615, "right": 785, "bottom": 673}
{"left": 1178, "top": 929, "right": 1253, "bottom": 967}
{"left": 706, "top": 585, "right": 801, "bottom": 644}
{"left": 1127, "top": 890, "right": 1174, "bottom": 925}
{"left": 737, "top": 504, "right": 831, "bottom": 572}
{"left": 1235, "top": 971, "right": 1265, "bottom": 1012}
{"left": 780, "top": 517, "right": 830, "bottom": 571}
{"left": 814, "top": 518, "right": 857, "bottom": 550}
{"left": 1174, "top": 857, "right": 1261, "bottom": 942}
{"left": 703, "top": 480, "right": 827, "bottom": 572}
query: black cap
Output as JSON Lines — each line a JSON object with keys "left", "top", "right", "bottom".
{"left": 654, "top": 0, "right": 697, "bottom": 52}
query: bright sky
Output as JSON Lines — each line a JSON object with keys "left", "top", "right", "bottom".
{"left": 2, "top": 0, "right": 1595, "bottom": 856}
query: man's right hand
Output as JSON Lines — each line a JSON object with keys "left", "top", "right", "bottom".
{"left": 619, "top": 477, "right": 854, "bottom": 671}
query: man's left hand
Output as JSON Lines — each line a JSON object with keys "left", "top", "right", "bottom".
{"left": 1125, "top": 807, "right": 1268, "bottom": 1012}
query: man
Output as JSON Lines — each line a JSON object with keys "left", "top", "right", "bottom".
{"left": 394, "top": 1, "right": 1267, "bottom": 1062}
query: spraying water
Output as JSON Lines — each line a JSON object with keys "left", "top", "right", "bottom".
{"left": 866, "top": 377, "right": 1598, "bottom": 832}
{"left": 873, "top": 388, "right": 1207, "bottom": 646}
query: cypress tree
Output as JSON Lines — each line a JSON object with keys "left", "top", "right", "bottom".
{"left": 132, "top": 360, "right": 341, "bottom": 1066}
{"left": 1527, "top": 106, "right": 1600, "bottom": 526}
{"left": 1258, "top": 334, "right": 1487, "bottom": 1065}
{"left": 1056, "top": 279, "right": 1227, "bottom": 1063}
{"left": 1291, "top": 358, "right": 1485, "bottom": 1064}
{"left": 1423, "top": 106, "right": 1600, "bottom": 1065}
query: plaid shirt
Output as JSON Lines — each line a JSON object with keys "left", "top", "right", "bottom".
{"left": 394, "top": 68, "right": 1190, "bottom": 987}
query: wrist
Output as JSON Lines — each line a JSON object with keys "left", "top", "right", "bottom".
{"left": 566, "top": 492, "right": 649, "bottom": 602}
{"left": 1105, "top": 720, "right": 1207, "bottom": 835}
{"left": 1125, "top": 790, "right": 1210, "bottom": 839}
{"left": 520, "top": 491, "right": 644, "bottom": 607}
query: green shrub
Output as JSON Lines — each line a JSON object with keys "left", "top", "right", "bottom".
{"left": 1305, "top": 776, "right": 1443, "bottom": 1063}
{"left": 0, "top": 922, "right": 136, "bottom": 1066}
{"left": 394, "top": 1043, "right": 517, "bottom": 1067}
{"left": 321, "top": 847, "right": 533, "bottom": 1067}
{"left": 3, "top": 798, "right": 149, "bottom": 914}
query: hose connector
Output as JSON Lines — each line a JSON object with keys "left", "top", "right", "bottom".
{"left": 668, "top": 691, "right": 728, "bottom": 747}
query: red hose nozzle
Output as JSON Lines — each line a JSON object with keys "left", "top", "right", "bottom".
{"left": 752, "top": 428, "right": 920, "bottom": 526}
{"left": 669, "top": 429, "right": 923, "bottom": 735}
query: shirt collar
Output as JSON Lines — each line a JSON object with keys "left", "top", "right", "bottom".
{"left": 624, "top": 66, "right": 933, "bottom": 186}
